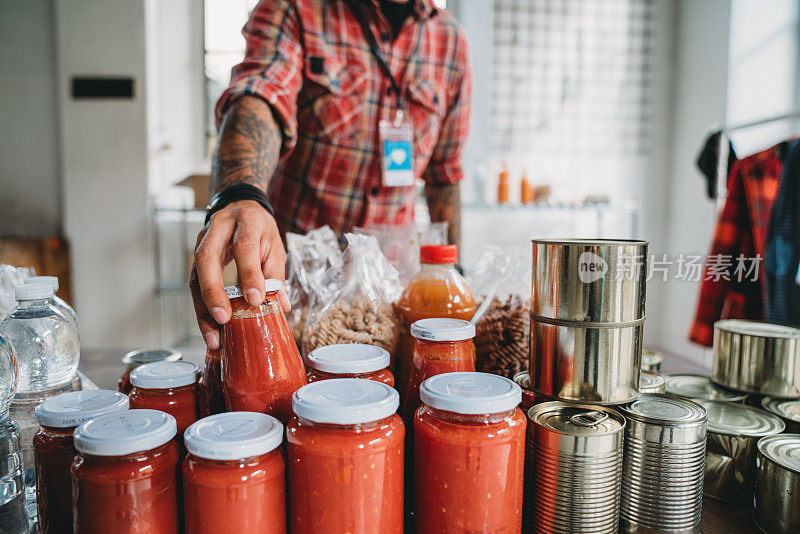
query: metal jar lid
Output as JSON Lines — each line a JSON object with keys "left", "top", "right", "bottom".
{"left": 698, "top": 400, "right": 785, "bottom": 437}
{"left": 642, "top": 349, "right": 663, "bottom": 367}
{"left": 528, "top": 401, "right": 624, "bottom": 435}
{"left": 762, "top": 397, "right": 800, "bottom": 425}
{"left": 513, "top": 371, "right": 530, "bottom": 391}
{"left": 121, "top": 349, "right": 182, "bottom": 371}
{"left": 715, "top": 320, "right": 800, "bottom": 339}
{"left": 665, "top": 374, "right": 748, "bottom": 402}
{"left": 639, "top": 371, "right": 665, "bottom": 393}
{"left": 757, "top": 434, "right": 800, "bottom": 475}
{"left": 620, "top": 393, "right": 706, "bottom": 424}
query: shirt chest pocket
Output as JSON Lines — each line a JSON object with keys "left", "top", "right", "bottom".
{"left": 406, "top": 78, "right": 445, "bottom": 161}
{"left": 298, "top": 57, "right": 368, "bottom": 144}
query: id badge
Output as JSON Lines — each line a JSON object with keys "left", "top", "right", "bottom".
{"left": 379, "top": 109, "right": 415, "bottom": 187}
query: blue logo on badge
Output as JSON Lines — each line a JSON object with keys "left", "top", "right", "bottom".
{"left": 384, "top": 140, "right": 412, "bottom": 171}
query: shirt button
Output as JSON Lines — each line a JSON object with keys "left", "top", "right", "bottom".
{"left": 371, "top": 187, "right": 380, "bottom": 196}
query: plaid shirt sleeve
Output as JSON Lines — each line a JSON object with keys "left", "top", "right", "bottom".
{"left": 214, "top": 0, "right": 304, "bottom": 155}
{"left": 421, "top": 31, "right": 471, "bottom": 185}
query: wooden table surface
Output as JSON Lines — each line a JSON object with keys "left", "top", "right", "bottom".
{"left": 79, "top": 349, "right": 764, "bottom": 534}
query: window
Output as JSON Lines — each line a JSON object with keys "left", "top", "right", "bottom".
{"left": 488, "top": 0, "right": 656, "bottom": 201}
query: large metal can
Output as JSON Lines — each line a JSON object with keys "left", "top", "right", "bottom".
{"left": 524, "top": 401, "right": 625, "bottom": 534}
{"left": 618, "top": 394, "right": 706, "bottom": 533}
{"left": 762, "top": 397, "right": 800, "bottom": 433}
{"left": 698, "top": 400, "right": 784, "bottom": 502}
{"left": 713, "top": 320, "right": 800, "bottom": 397}
{"left": 530, "top": 239, "right": 648, "bottom": 404}
{"left": 665, "top": 374, "right": 748, "bottom": 403}
{"left": 754, "top": 434, "right": 800, "bottom": 534}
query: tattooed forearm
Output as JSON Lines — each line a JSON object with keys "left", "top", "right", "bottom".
{"left": 424, "top": 182, "right": 461, "bottom": 252}
{"left": 211, "top": 95, "right": 282, "bottom": 194}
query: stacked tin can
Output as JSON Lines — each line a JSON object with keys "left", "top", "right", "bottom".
{"left": 525, "top": 402, "right": 624, "bottom": 534}
{"left": 617, "top": 394, "right": 707, "bottom": 532}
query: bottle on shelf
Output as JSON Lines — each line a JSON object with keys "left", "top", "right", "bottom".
{"left": 497, "top": 162, "right": 510, "bottom": 204}
{"left": 521, "top": 170, "right": 534, "bottom": 204}
{"left": 0, "top": 283, "right": 80, "bottom": 522}
{"left": 396, "top": 245, "right": 476, "bottom": 398}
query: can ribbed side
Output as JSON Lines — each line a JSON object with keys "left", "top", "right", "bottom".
{"left": 525, "top": 431, "right": 623, "bottom": 533}
{"left": 621, "top": 433, "right": 705, "bottom": 531}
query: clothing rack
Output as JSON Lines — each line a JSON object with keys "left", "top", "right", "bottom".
{"left": 715, "top": 108, "right": 800, "bottom": 210}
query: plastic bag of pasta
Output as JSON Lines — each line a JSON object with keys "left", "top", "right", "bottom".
{"left": 302, "top": 233, "right": 402, "bottom": 357}
{"left": 468, "top": 244, "right": 532, "bottom": 379}
{"left": 285, "top": 226, "right": 342, "bottom": 346}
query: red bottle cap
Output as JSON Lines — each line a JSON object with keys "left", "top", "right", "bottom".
{"left": 420, "top": 245, "right": 458, "bottom": 264}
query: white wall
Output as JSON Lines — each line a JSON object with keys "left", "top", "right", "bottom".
{"left": 658, "top": 0, "right": 732, "bottom": 367}
{"left": 55, "top": 0, "right": 155, "bottom": 348}
{"left": 0, "top": 0, "right": 61, "bottom": 236}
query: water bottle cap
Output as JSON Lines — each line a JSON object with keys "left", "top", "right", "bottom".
{"left": 15, "top": 283, "right": 54, "bottom": 301}
{"left": 24, "top": 276, "right": 59, "bottom": 292}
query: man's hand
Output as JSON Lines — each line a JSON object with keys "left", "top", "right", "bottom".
{"left": 190, "top": 200, "right": 289, "bottom": 350}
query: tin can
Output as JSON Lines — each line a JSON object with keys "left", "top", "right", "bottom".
{"left": 618, "top": 394, "right": 706, "bottom": 533}
{"left": 639, "top": 371, "right": 665, "bottom": 394}
{"left": 530, "top": 239, "right": 647, "bottom": 405}
{"left": 665, "top": 374, "right": 748, "bottom": 403}
{"left": 762, "top": 397, "right": 800, "bottom": 434}
{"left": 713, "top": 320, "right": 800, "bottom": 397}
{"left": 641, "top": 349, "right": 663, "bottom": 373}
{"left": 513, "top": 371, "right": 537, "bottom": 412}
{"left": 525, "top": 401, "right": 625, "bottom": 533}
{"left": 698, "top": 400, "right": 784, "bottom": 502}
{"left": 753, "top": 434, "right": 800, "bottom": 534}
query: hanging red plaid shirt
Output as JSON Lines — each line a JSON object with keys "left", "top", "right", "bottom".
{"left": 215, "top": 0, "right": 471, "bottom": 236}
{"left": 689, "top": 143, "right": 785, "bottom": 346}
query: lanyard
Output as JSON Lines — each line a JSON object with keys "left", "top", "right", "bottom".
{"left": 345, "top": 0, "right": 404, "bottom": 111}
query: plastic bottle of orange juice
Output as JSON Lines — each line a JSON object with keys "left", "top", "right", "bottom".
{"left": 396, "top": 245, "right": 476, "bottom": 398}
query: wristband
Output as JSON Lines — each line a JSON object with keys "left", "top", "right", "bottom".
{"left": 205, "top": 184, "right": 275, "bottom": 225}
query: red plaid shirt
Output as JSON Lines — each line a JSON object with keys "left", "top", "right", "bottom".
{"left": 689, "top": 144, "right": 784, "bottom": 346}
{"left": 215, "top": 0, "right": 471, "bottom": 236}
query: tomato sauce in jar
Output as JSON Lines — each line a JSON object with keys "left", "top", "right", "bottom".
{"left": 72, "top": 409, "right": 180, "bottom": 533}
{"left": 396, "top": 245, "right": 475, "bottom": 395}
{"left": 33, "top": 390, "right": 129, "bottom": 534}
{"left": 402, "top": 318, "right": 476, "bottom": 421}
{"left": 128, "top": 360, "right": 200, "bottom": 440}
{"left": 306, "top": 343, "right": 394, "bottom": 387}
{"left": 183, "top": 412, "right": 286, "bottom": 533}
{"left": 414, "top": 372, "right": 526, "bottom": 533}
{"left": 287, "top": 379, "right": 404, "bottom": 534}
{"left": 117, "top": 349, "right": 182, "bottom": 394}
{"left": 221, "top": 279, "right": 306, "bottom": 424}
{"left": 198, "top": 347, "right": 226, "bottom": 417}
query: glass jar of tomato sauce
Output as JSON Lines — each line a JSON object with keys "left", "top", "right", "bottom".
{"left": 221, "top": 279, "right": 306, "bottom": 424}
{"left": 307, "top": 343, "right": 394, "bottom": 387}
{"left": 402, "top": 318, "right": 476, "bottom": 421}
{"left": 287, "top": 379, "right": 404, "bottom": 534}
{"left": 396, "top": 245, "right": 475, "bottom": 396}
{"left": 414, "top": 372, "right": 526, "bottom": 533}
{"left": 129, "top": 360, "right": 200, "bottom": 440}
{"left": 33, "top": 390, "right": 129, "bottom": 534}
{"left": 72, "top": 409, "right": 180, "bottom": 533}
{"left": 198, "top": 347, "right": 226, "bottom": 418}
{"left": 183, "top": 411, "right": 286, "bottom": 533}
{"left": 117, "top": 349, "right": 182, "bottom": 394}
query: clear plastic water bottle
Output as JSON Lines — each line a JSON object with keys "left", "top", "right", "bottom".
{"left": 1, "top": 283, "right": 80, "bottom": 526}
{"left": 23, "top": 276, "right": 79, "bottom": 335}
{"left": 0, "top": 284, "right": 79, "bottom": 396}
{"left": 0, "top": 334, "right": 27, "bottom": 534}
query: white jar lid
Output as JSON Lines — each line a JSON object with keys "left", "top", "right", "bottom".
{"left": 184, "top": 412, "right": 283, "bottom": 460}
{"left": 224, "top": 279, "right": 283, "bottom": 299}
{"left": 15, "top": 283, "right": 54, "bottom": 301}
{"left": 292, "top": 378, "right": 399, "bottom": 425}
{"left": 35, "top": 390, "right": 129, "bottom": 428}
{"left": 130, "top": 360, "right": 200, "bottom": 389}
{"left": 411, "top": 318, "right": 476, "bottom": 342}
{"left": 420, "top": 372, "right": 522, "bottom": 415}
{"left": 74, "top": 409, "right": 177, "bottom": 456}
{"left": 24, "top": 276, "right": 59, "bottom": 291}
{"left": 307, "top": 344, "right": 391, "bottom": 374}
